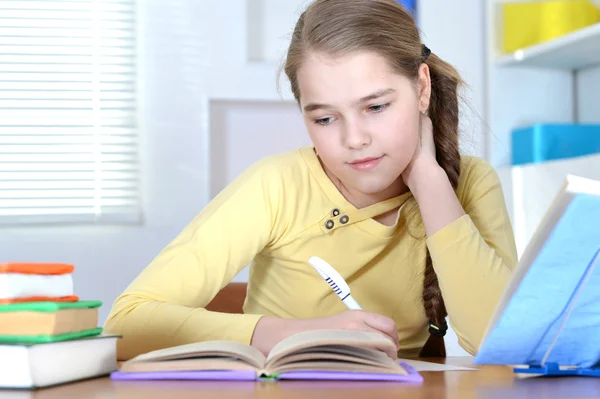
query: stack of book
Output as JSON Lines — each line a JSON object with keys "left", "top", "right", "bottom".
{"left": 0, "top": 262, "right": 119, "bottom": 389}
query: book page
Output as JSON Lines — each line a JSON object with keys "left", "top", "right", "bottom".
{"left": 265, "top": 329, "right": 396, "bottom": 368}
{"left": 273, "top": 361, "right": 405, "bottom": 375}
{"left": 295, "top": 344, "right": 390, "bottom": 362}
{"left": 0, "top": 308, "right": 97, "bottom": 335}
{"left": 120, "top": 358, "right": 258, "bottom": 373}
{"left": 126, "top": 340, "right": 265, "bottom": 369}
{"left": 271, "top": 351, "right": 399, "bottom": 371}
{"left": 269, "top": 344, "right": 391, "bottom": 369}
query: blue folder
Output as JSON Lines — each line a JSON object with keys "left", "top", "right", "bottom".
{"left": 473, "top": 175, "right": 600, "bottom": 377}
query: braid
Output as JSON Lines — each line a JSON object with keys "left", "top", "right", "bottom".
{"left": 419, "top": 253, "right": 448, "bottom": 357}
{"left": 418, "top": 50, "right": 462, "bottom": 358}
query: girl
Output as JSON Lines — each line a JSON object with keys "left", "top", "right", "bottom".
{"left": 105, "top": 0, "right": 518, "bottom": 361}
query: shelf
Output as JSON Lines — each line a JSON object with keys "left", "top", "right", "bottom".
{"left": 496, "top": 23, "right": 600, "bottom": 70}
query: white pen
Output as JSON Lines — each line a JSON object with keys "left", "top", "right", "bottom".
{"left": 308, "top": 256, "right": 362, "bottom": 310}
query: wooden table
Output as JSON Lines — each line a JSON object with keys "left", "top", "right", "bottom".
{"left": 4, "top": 357, "right": 600, "bottom": 399}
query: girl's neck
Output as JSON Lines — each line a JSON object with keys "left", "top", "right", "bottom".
{"left": 321, "top": 160, "right": 409, "bottom": 209}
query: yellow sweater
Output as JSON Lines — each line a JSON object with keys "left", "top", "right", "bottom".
{"left": 104, "top": 146, "right": 518, "bottom": 360}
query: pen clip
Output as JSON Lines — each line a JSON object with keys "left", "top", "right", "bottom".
{"left": 308, "top": 256, "right": 351, "bottom": 294}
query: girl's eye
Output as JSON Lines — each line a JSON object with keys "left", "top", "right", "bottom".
{"left": 368, "top": 103, "right": 390, "bottom": 113}
{"left": 315, "top": 117, "right": 335, "bottom": 126}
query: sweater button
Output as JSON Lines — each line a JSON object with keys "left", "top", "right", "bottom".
{"left": 332, "top": 208, "right": 340, "bottom": 217}
{"left": 340, "top": 215, "right": 349, "bottom": 224}
{"left": 325, "top": 219, "right": 334, "bottom": 229}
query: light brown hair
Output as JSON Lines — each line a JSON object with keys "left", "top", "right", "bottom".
{"left": 283, "top": 0, "right": 464, "bottom": 357}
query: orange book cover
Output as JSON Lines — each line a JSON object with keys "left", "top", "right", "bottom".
{"left": 0, "top": 295, "right": 79, "bottom": 305}
{"left": 0, "top": 263, "right": 74, "bottom": 275}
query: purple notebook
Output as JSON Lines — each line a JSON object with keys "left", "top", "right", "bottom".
{"left": 110, "top": 362, "right": 423, "bottom": 383}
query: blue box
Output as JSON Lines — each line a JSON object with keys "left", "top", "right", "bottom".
{"left": 511, "top": 123, "right": 600, "bottom": 166}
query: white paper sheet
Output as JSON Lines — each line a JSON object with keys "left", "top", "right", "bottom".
{"left": 399, "top": 359, "right": 476, "bottom": 372}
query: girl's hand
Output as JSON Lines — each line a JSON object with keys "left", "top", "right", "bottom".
{"left": 251, "top": 311, "right": 399, "bottom": 359}
{"left": 399, "top": 112, "right": 465, "bottom": 237}
{"left": 401, "top": 112, "right": 438, "bottom": 190}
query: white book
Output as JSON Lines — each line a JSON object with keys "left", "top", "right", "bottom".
{"left": 0, "top": 335, "right": 119, "bottom": 389}
{"left": 0, "top": 273, "right": 73, "bottom": 300}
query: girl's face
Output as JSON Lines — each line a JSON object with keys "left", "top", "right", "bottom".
{"left": 297, "top": 50, "right": 430, "bottom": 203}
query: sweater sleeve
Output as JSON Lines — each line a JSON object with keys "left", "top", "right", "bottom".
{"left": 425, "top": 158, "right": 518, "bottom": 355}
{"left": 103, "top": 159, "right": 285, "bottom": 360}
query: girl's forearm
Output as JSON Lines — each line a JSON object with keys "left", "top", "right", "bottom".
{"left": 407, "top": 160, "right": 465, "bottom": 237}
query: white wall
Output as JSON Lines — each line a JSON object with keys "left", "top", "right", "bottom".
{"left": 0, "top": 0, "right": 484, "bottom": 357}
{"left": 209, "top": 101, "right": 309, "bottom": 200}
{"left": 578, "top": 65, "right": 600, "bottom": 123}
{"left": 418, "top": 0, "right": 486, "bottom": 159}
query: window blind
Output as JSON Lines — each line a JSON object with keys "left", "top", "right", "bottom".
{"left": 0, "top": 0, "right": 140, "bottom": 225}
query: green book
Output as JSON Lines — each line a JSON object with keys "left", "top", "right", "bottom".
{"left": 0, "top": 300, "right": 102, "bottom": 313}
{"left": 0, "top": 327, "right": 104, "bottom": 345}
{"left": 0, "top": 300, "right": 103, "bottom": 344}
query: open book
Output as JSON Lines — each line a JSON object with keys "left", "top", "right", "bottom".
{"left": 110, "top": 329, "right": 422, "bottom": 382}
{"left": 474, "top": 175, "right": 600, "bottom": 376}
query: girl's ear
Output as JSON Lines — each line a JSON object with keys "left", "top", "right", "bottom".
{"left": 417, "top": 63, "right": 431, "bottom": 113}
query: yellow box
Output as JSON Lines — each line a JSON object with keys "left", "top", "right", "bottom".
{"left": 502, "top": 0, "right": 600, "bottom": 53}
